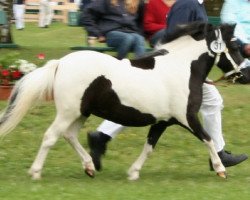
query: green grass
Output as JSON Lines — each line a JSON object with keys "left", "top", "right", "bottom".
{"left": 1, "top": 22, "right": 86, "bottom": 65}
{"left": 0, "top": 23, "right": 250, "bottom": 200}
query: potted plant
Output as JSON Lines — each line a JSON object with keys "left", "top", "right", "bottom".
{"left": 0, "top": 54, "right": 37, "bottom": 100}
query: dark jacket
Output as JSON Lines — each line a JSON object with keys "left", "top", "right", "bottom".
{"left": 13, "top": 0, "right": 25, "bottom": 4}
{"left": 164, "top": 0, "right": 208, "bottom": 38}
{"left": 81, "top": 0, "right": 144, "bottom": 37}
{"left": 79, "top": 0, "right": 92, "bottom": 11}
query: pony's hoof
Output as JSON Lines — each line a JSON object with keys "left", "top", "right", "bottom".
{"left": 85, "top": 169, "right": 95, "bottom": 178}
{"left": 127, "top": 175, "right": 139, "bottom": 181}
{"left": 127, "top": 170, "right": 139, "bottom": 181}
{"left": 28, "top": 169, "right": 42, "bottom": 180}
{"left": 32, "top": 173, "right": 42, "bottom": 180}
{"left": 217, "top": 171, "right": 227, "bottom": 179}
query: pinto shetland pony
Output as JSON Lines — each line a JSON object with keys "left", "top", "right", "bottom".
{"left": 0, "top": 22, "right": 250, "bottom": 180}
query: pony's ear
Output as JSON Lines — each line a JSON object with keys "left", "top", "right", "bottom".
{"left": 191, "top": 22, "right": 207, "bottom": 40}
{"left": 205, "top": 23, "right": 214, "bottom": 33}
{"left": 220, "top": 23, "right": 236, "bottom": 40}
{"left": 200, "top": 23, "right": 214, "bottom": 40}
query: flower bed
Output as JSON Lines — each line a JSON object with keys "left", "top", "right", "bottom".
{"left": 0, "top": 59, "right": 37, "bottom": 86}
{"left": 0, "top": 56, "right": 37, "bottom": 100}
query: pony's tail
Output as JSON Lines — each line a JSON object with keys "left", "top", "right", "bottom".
{"left": 0, "top": 59, "right": 60, "bottom": 137}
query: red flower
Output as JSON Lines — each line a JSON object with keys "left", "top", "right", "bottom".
{"left": 1, "top": 69, "right": 10, "bottom": 77}
{"left": 37, "top": 53, "right": 45, "bottom": 59}
{"left": 11, "top": 70, "right": 22, "bottom": 79}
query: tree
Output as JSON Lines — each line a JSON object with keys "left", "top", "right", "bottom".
{"left": 0, "top": 0, "right": 13, "bottom": 43}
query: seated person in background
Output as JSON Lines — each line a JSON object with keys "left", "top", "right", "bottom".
{"left": 79, "top": 0, "right": 92, "bottom": 11}
{"left": 220, "top": 0, "right": 250, "bottom": 57}
{"left": 143, "top": 0, "right": 175, "bottom": 47}
{"left": 81, "top": 0, "right": 146, "bottom": 60}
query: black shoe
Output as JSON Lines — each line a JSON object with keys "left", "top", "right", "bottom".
{"left": 87, "top": 131, "right": 111, "bottom": 171}
{"left": 209, "top": 150, "right": 248, "bottom": 171}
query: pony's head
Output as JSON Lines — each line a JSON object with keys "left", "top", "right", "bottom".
{"left": 160, "top": 22, "right": 250, "bottom": 84}
{"left": 206, "top": 23, "right": 250, "bottom": 84}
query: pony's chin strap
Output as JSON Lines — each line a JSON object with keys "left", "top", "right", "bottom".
{"left": 223, "top": 58, "right": 249, "bottom": 78}
{"left": 209, "top": 48, "right": 248, "bottom": 83}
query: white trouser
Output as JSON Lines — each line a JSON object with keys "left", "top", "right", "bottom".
{"left": 200, "top": 83, "right": 225, "bottom": 152}
{"left": 97, "top": 120, "right": 125, "bottom": 138}
{"left": 38, "top": 0, "right": 53, "bottom": 27}
{"left": 97, "top": 83, "right": 225, "bottom": 152}
{"left": 13, "top": 4, "right": 25, "bottom": 29}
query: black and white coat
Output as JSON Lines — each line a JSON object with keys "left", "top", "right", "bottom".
{"left": 0, "top": 22, "right": 249, "bottom": 180}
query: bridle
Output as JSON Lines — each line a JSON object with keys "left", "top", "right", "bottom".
{"left": 208, "top": 29, "right": 248, "bottom": 83}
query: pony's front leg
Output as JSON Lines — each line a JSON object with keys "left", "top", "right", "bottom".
{"left": 128, "top": 121, "right": 168, "bottom": 180}
{"left": 203, "top": 140, "right": 226, "bottom": 178}
{"left": 186, "top": 113, "right": 226, "bottom": 178}
{"left": 63, "top": 118, "right": 95, "bottom": 178}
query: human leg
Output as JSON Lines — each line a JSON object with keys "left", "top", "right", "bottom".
{"left": 200, "top": 83, "right": 225, "bottom": 152}
{"left": 45, "top": 2, "right": 53, "bottom": 26}
{"left": 130, "top": 33, "right": 146, "bottom": 58}
{"left": 38, "top": 1, "right": 46, "bottom": 27}
{"left": 106, "top": 31, "right": 134, "bottom": 59}
{"left": 39, "top": 0, "right": 52, "bottom": 27}
{"left": 13, "top": 4, "right": 25, "bottom": 29}
{"left": 88, "top": 120, "right": 126, "bottom": 170}
{"left": 200, "top": 83, "right": 247, "bottom": 168}
{"left": 97, "top": 120, "right": 125, "bottom": 138}
{"left": 149, "top": 29, "right": 165, "bottom": 47}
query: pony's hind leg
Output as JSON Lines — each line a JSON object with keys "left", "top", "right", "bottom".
{"left": 28, "top": 114, "right": 79, "bottom": 180}
{"left": 128, "top": 121, "right": 169, "bottom": 180}
{"left": 63, "top": 117, "right": 95, "bottom": 178}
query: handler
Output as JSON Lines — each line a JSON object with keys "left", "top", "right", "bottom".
{"left": 220, "top": 0, "right": 250, "bottom": 58}
{"left": 88, "top": 0, "right": 248, "bottom": 171}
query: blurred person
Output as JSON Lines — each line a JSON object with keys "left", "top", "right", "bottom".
{"left": 162, "top": 0, "right": 207, "bottom": 39}
{"left": 220, "top": 0, "right": 250, "bottom": 57}
{"left": 78, "top": 0, "right": 92, "bottom": 25}
{"left": 143, "top": 0, "right": 175, "bottom": 47}
{"left": 81, "top": 0, "right": 146, "bottom": 59}
{"left": 88, "top": 0, "right": 248, "bottom": 171}
{"left": 79, "top": 0, "right": 92, "bottom": 11}
{"left": 13, "top": 0, "right": 25, "bottom": 30}
{"left": 38, "top": 0, "right": 53, "bottom": 28}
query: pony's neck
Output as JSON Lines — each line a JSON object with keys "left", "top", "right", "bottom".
{"left": 157, "top": 35, "right": 207, "bottom": 57}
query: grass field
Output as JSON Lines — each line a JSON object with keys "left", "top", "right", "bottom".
{"left": 0, "top": 23, "right": 250, "bottom": 200}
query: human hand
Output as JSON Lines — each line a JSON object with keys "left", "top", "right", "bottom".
{"left": 87, "top": 36, "right": 97, "bottom": 46}
{"left": 98, "top": 36, "right": 106, "bottom": 43}
{"left": 243, "top": 44, "right": 250, "bottom": 57}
